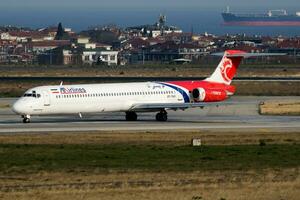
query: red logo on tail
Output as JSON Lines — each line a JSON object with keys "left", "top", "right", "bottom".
{"left": 220, "top": 58, "right": 233, "bottom": 82}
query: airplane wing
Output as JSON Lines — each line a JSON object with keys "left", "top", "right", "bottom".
{"left": 129, "top": 102, "right": 229, "bottom": 111}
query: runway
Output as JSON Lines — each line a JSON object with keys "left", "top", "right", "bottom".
{"left": 0, "top": 96, "right": 300, "bottom": 133}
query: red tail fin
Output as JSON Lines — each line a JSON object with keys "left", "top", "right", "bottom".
{"left": 205, "top": 50, "right": 245, "bottom": 85}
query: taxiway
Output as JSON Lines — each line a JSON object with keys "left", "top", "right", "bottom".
{"left": 0, "top": 96, "right": 300, "bottom": 133}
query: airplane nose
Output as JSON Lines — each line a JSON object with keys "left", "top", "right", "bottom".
{"left": 12, "top": 101, "right": 23, "bottom": 114}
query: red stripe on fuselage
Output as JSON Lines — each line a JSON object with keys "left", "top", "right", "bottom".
{"left": 167, "top": 80, "right": 236, "bottom": 94}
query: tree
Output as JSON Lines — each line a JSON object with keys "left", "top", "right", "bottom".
{"left": 55, "top": 23, "right": 64, "bottom": 40}
{"left": 79, "top": 30, "right": 118, "bottom": 45}
{"left": 55, "top": 22, "right": 69, "bottom": 40}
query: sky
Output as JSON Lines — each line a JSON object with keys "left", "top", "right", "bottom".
{"left": 0, "top": 0, "right": 299, "bottom": 10}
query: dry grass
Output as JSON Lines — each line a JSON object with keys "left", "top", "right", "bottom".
{"left": 0, "top": 103, "right": 10, "bottom": 108}
{"left": 234, "top": 81, "right": 300, "bottom": 96}
{"left": 0, "top": 130, "right": 299, "bottom": 145}
{"left": 260, "top": 100, "right": 300, "bottom": 115}
{"left": 0, "top": 168, "right": 299, "bottom": 200}
{"left": 1, "top": 65, "right": 300, "bottom": 77}
{"left": 0, "top": 131, "right": 299, "bottom": 199}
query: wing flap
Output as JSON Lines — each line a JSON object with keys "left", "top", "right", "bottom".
{"left": 130, "top": 102, "right": 223, "bottom": 111}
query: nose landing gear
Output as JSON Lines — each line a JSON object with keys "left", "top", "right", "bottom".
{"left": 156, "top": 110, "right": 168, "bottom": 122}
{"left": 125, "top": 111, "right": 138, "bottom": 121}
{"left": 22, "top": 115, "right": 31, "bottom": 123}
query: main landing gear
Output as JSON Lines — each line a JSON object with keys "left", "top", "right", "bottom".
{"left": 156, "top": 110, "right": 168, "bottom": 122}
{"left": 125, "top": 111, "right": 138, "bottom": 121}
{"left": 22, "top": 115, "right": 31, "bottom": 123}
{"left": 125, "top": 110, "right": 168, "bottom": 122}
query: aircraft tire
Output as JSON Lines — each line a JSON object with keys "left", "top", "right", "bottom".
{"left": 22, "top": 117, "right": 30, "bottom": 123}
{"left": 156, "top": 112, "right": 168, "bottom": 122}
{"left": 125, "top": 112, "right": 137, "bottom": 121}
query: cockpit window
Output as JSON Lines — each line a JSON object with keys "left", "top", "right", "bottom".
{"left": 32, "top": 91, "right": 36, "bottom": 97}
{"left": 23, "top": 92, "right": 41, "bottom": 98}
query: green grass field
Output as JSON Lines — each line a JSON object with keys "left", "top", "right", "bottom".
{"left": 1, "top": 144, "right": 299, "bottom": 174}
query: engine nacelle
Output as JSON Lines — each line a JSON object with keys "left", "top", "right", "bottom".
{"left": 192, "top": 88, "right": 206, "bottom": 102}
{"left": 192, "top": 88, "right": 227, "bottom": 102}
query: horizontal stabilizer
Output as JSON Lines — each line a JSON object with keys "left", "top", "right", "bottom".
{"left": 211, "top": 52, "right": 286, "bottom": 58}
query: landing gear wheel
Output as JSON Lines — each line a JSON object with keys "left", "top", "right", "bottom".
{"left": 125, "top": 112, "right": 138, "bottom": 121}
{"left": 22, "top": 117, "right": 30, "bottom": 123}
{"left": 156, "top": 110, "right": 168, "bottom": 122}
{"left": 22, "top": 115, "right": 31, "bottom": 123}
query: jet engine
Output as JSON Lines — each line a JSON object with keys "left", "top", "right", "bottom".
{"left": 192, "top": 88, "right": 227, "bottom": 102}
{"left": 192, "top": 88, "right": 206, "bottom": 102}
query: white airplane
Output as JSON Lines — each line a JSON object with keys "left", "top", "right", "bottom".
{"left": 12, "top": 50, "right": 282, "bottom": 123}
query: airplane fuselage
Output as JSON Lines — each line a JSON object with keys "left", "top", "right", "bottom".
{"left": 12, "top": 81, "right": 233, "bottom": 116}
{"left": 13, "top": 50, "right": 261, "bottom": 123}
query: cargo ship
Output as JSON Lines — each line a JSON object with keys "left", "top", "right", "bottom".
{"left": 222, "top": 8, "right": 300, "bottom": 26}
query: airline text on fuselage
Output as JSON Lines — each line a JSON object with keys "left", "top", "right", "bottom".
{"left": 60, "top": 87, "right": 87, "bottom": 94}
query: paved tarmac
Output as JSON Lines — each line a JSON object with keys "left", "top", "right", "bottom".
{"left": 0, "top": 96, "right": 300, "bottom": 133}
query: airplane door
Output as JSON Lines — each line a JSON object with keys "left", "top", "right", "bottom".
{"left": 43, "top": 91, "right": 50, "bottom": 106}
